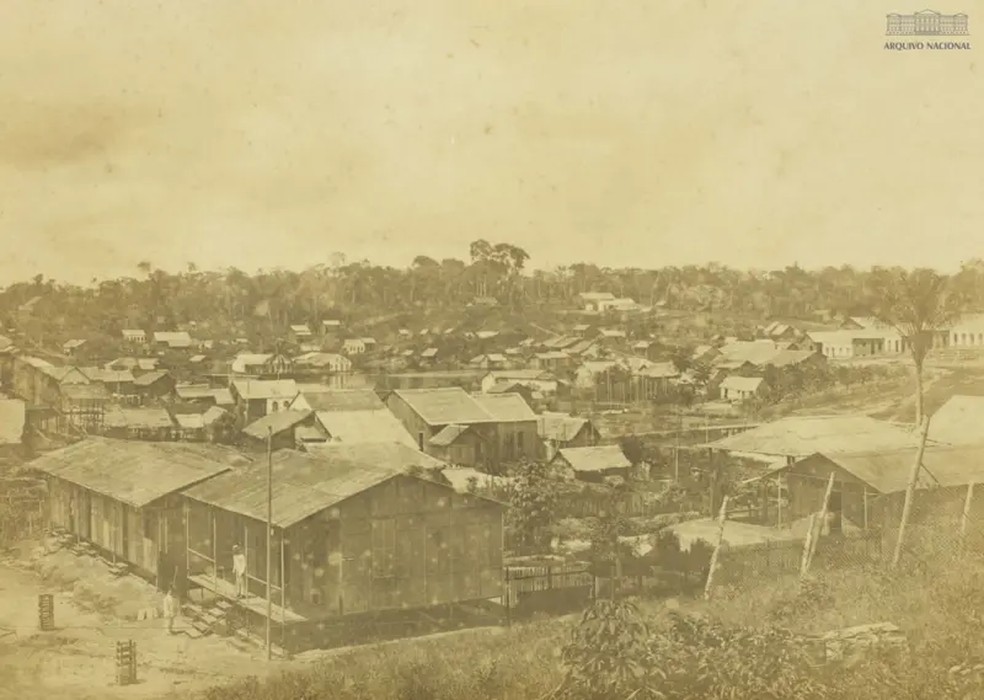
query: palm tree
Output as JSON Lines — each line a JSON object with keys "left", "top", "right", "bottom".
{"left": 873, "top": 268, "right": 965, "bottom": 425}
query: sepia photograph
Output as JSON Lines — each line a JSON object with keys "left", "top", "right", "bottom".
{"left": 1, "top": 2, "right": 983, "bottom": 698}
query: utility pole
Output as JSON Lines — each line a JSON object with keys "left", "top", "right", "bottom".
{"left": 266, "top": 426, "right": 273, "bottom": 660}
{"left": 674, "top": 407, "right": 681, "bottom": 481}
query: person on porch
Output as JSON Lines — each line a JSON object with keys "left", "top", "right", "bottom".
{"left": 232, "top": 544, "right": 247, "bottom": 598}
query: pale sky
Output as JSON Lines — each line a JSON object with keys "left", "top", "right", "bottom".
{"left": 1, "top": 1, "right": 981, "bottom": 284}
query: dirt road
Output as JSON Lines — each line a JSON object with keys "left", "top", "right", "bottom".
{"left": 0, "top": 548, "right": 289, "bottom": 700}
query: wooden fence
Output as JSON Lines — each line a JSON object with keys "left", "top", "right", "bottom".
{"left": 555, "top": 491, "right": 676, "bottom": 519}
{"left": 504, "top": 560, "right": 594, "bottom": 617}
{"left": 715, "top": 530, "right": 882, "bottom": 584}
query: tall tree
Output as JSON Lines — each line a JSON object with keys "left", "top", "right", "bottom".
{"left": 873, "top": 268, "right": 965, "bottom": 425}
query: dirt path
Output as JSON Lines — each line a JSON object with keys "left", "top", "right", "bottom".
{"left": 0, "top": 549, "right": 292, "bottom": 700}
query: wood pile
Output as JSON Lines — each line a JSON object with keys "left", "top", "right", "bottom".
{"left": 807, "top": 622, "right": 908, "bottom": 666}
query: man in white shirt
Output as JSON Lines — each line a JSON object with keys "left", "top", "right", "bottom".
{"left": 163, "top": 588, "right": 177, "bottom": 634}
{"left": 232, "top": 544, "right": 247, "bottom": 598}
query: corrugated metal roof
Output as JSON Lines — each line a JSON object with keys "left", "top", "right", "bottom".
{"left": 0, "top": 399, "right": 26, "bottom": 445}
{"left": 720, "top": 376, "right": 764, "bottom": 392}
{"left": 470, "top": 393, "right": 536, "bottom": 422}
{"left": 557, "top": 445, "right": 631, "bottom": 472}
{"left": 306, "top": 442, "right": 446, "bottom": 471}
{"left": 243, "top": 410, "right": 312, "bottom": 439}
{"left": 392, "top": 388, "right": 493, "bottom": 426}
{"left": 316, "top": 409, "right": 416, "bottom": 447}
{"left": 929, "top": 395, "right": 984, "bottom": 446}
{"left": 801, "top": 445, "right": 984, "bottom": 494}
{"left": 430, "top": 424, "right": 472, "bottom": 447}
{"left": 232, "top": 379, "right": 298, "bottom": 401}
{"left": 30, "top": 438, "right": 239, "bottom": 507}
{"left": 133, "top": 370, "right": 170, "bottom": 387}
{"left": 537, "top": 412, "right": 593, "bottom": 442}
{"left": 185, "top": 445, "right": 447, "bottom": 527}
{"left": 301, "top": 389, "right": 383, "bottom": 412}
{"left": 707, "top": 415, "right": 931, "bottom": 458}
{"left": 59, "top": 383, "right": 109, "bottom": 400}
{"left": 104, "top": 407, "right": 174, "bottom": 430}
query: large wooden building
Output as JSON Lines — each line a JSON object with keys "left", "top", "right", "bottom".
{"left": 181, "top": 442, "right": 504, "bottom": 650}
{"left": 32, "top": 438, "right": 245, "bottom": 586}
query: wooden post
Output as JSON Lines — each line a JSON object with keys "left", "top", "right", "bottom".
{"left": 703, "top": 495, "right": 730, "bottom": 600}
{"left": 776, "top": 475, "right": 782, "bottom": 527}
{"left": 266, "top": 427, "right": 273, "bottom": 660}
{"left": 448, "top": 494, "right": 454, "bottom": 621}
{"left": 863, "top": 487, "right": 869, "bottom": 530}
{"left": 184, "top": 503, "right": 190, "bottom": 590}
{"left": 960, "top": 482, "right": 976, "bottom": 544}
{"left": 806, "top": 473, "right": 836, "bottom": 572}
{"left": 799, "top": 514, "right": 817, "bottom": 579}
{"left": 280, "top": 530, "right": 286, "bottom": 655}
{"left": 892, "top": 416, "right": 931, "bottom": 569}
{"left": 211, "top": 510, "right": 217, "bottom": 593}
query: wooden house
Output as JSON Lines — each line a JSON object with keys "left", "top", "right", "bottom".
{"left": 79, "top": 367, "right": 136, "bottom": 398}
{"left": 59, "top": 383, "right": 110, "bottom": 430}
{"left": 720, "top": 375, "right": 765, "bottom": 402}
{"left": 231, "top": 353, "right": 295, "bottom": 378}
{"left": 290, "top": 324, "right": 313, "bottom": 342}
{"left": 103, "top": 407, "right": 176, "bottom": 441}
{"left": 153, "top": 331, "right": 193, "bottom": 350}
{"left": 288, "top": 388, "right": 417, "bottom": 448}
{"left": 121, "top": 329, "right": 147, "bottom": 345}
{"left": 0, "top": 398, "right": 26, "bottom": 458}
{"left": 550, "top": 445, "right": 634, "bottom": 483}
{"left": 181, "top": 443, "right": 504, "bottom": 652}
{"left": 230, "top": 379, "right": 299, "bottom": 423}
{"left": 536, "top": 412, "right": 601, "bottom": 461}
{"left": 386, "top": 387, "right": 538, "bottom": 468}
{"left": 133, "top": 370, "right": 176, "bottom": 401}
{"left": 241, "top": 410, "right": 327, "bottom": 451}
{"left": 782, "top": 446, "right": 984, "bottom": 533}
{"left": 34, "top": 438, "right": 243, "bottom": 588}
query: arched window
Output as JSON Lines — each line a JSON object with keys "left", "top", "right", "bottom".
{"left": 271, "top": 401, "right": 279, "bottom": 412}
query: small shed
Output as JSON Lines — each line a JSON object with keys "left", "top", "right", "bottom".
{"left": 242, "top": 410, "right": 326, "bottom": 451}
{"left": 133, "top": 370, "right": 176, "bottom": 400}
{"left": 550, "top": 445, "right": 634, "bottom": 483}
{"left": 720, "top": 375, "right": 764, "bottom": 402}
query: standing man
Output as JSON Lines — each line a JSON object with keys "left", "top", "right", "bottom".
{"left": 163, "top": 588, "right": 177, "bottom": 634}
{"left": 232, "top": 544, "right": 247, "bottom": 598}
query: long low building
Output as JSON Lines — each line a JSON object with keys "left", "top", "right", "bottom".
{"left": 31, "top": 438, "right": 249, "bottom": 585}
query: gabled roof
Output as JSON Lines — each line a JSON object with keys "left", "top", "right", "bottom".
{"left": 421, "top": 347, "right": 439, "bottom": 358}
{"left": 154, "top": 331, "right": 193, "bottom": 347}
{"left": 0, "top": 399, "right": 26, "bottom": 445}
{"left": 706, "top": 415, "right": 932, "bottom": 458}
{"left": 797, "top": 445, "right": 984, "bottom": 495}
{"left": 720, "top": 376, "right": 764, "bottom": 392}
{"left": 293, "top": 352, "right": 350, "bottom": 368}
{"left": 556, "top": 445, "right": 631, "bottom": 472}
{"left": 231, "top": 353, "right": 273, "bottom": 374}
{"left": 30, "top": 438, "right": 241, "bottom": 508}
{"left": 290, "top": 324, "right": 312, "bottom": 334}
{"left": 579, "top": 292, "right": 616, "bottom": 301}
{"left": 59, "top": 383, "right": 109, "bottom": 401}
{"left": 184, "top": 445, "right": 453, "bottom": 528}
{"left": 231, "top": 379, "right": 298, "bottom": 401}
{"left": 80, "top": 367, "right": 135, "bottom": 384}
{"left": 316, "top": 409, "right": 416, "bottom": 447}
{"left": 299, "top": 388, "right": 383, "bottom": 412}
{"left": 104, "top": 407, "right": 175, "bottom": 430}
{"left": 430, "top": 424, "right": 473, "bottom": 447}
{"left": 470, "top": 393, "right": 536, "bottom": 422}
{"left": 391, "top": 388, "right": 493, "bottom": 426}
{"left": 63, "top": 339, "right": 86, "bottom": 350}
{"left": 133, "top": 370, "right": 171, "bottom": 387}
{"left": 174, "top": 407, "right": 228, "bottom": 430}
{"left": 537, "top": 412, "right": 595, "bottom": 442}
{"left": 243, "top": 410, "right": 313, "bottom": 439}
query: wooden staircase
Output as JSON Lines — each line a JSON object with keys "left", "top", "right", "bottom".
{"left": 182, "top": 599, "right": 234, "bottom": 639}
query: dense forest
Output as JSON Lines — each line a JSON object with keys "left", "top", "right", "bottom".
{"left": 2, "top": 240, "right": 984, "bottom": 346}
